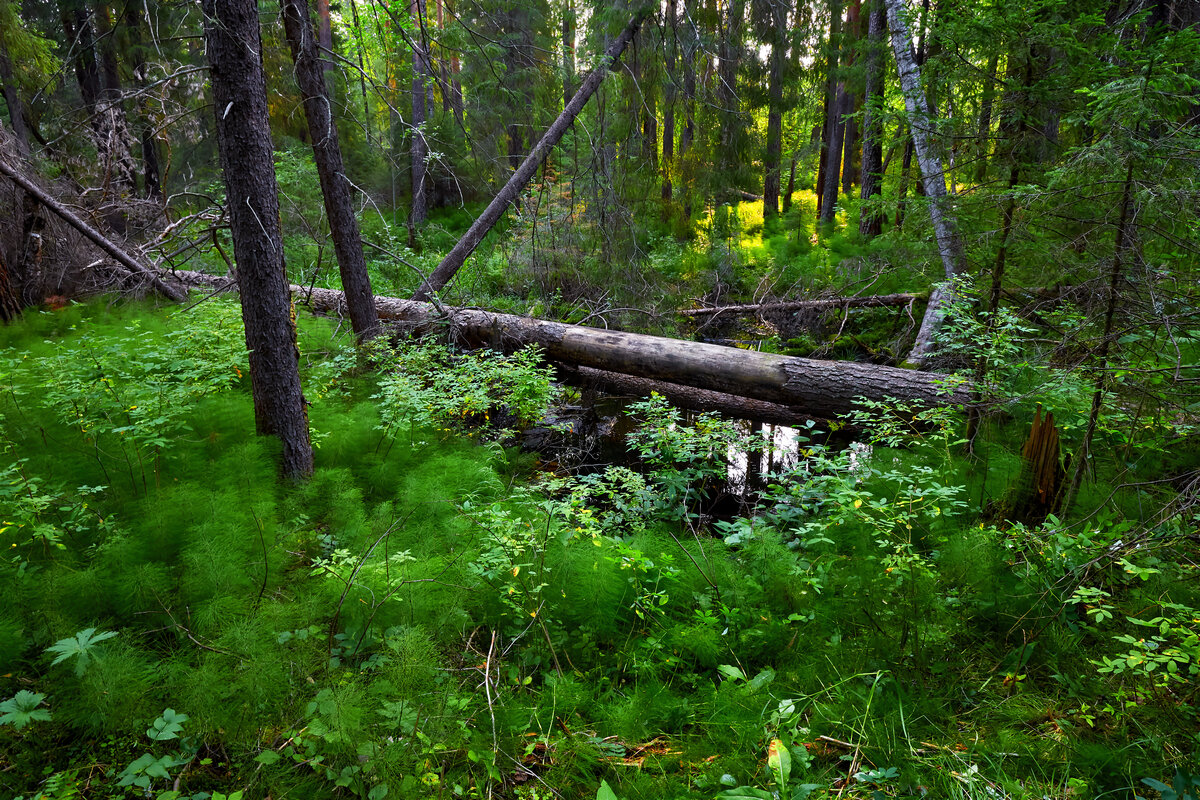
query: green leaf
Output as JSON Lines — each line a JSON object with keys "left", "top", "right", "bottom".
{"left": 147, "top": 708, "right": 188, "bottom": 741}
{"left": 768, "top": 739, "right": 792, "bottom": 788}
{"left": 717, "top": 664, "right": 747, "bottom": 682}
{"left": 255, "top": 751, "right": 282, "bottom": 765}
{"left": 45, "top": 628, "right": 118, "bottom": 676}
{"left": 0, "top": 690, "right": 52, "bottom": 730}
{"left": 596, "top": 779, "right": 620, "bottom": 800}
{"left": 717, "top": 788, "right": 775, "bottom": 799}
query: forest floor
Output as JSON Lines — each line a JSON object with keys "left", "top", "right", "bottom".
{"left": 1, "top": 199, "right": 1199, "bottom": 800}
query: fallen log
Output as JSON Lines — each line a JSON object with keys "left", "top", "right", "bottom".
{"left": 558, "top": 364, "right": 825, "bottom": 428}
{"left": 175, "top": 271, "right": 971, "bottom": 420}
{"left": 0, "top": 159, "right": 188, "bottom": 302}
{"left": 678, "top": 292, "right": 924, "bottom": 318}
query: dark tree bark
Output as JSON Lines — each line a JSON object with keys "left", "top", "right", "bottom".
{"left": 413, "top": 10, "right": 649, "bottom": 302}
{"left": 202, "top": 0, "right": 314, "bottom": 480}
{"left": 782, "top": 155, "right": 796, "bottom": 214}
{"left": 504, "top": 3, "right": 536, "bottom": 171}
{"left": 0, "top": 35, "right": 30, "bottom": 155}
{"left": 840, "top": 96, "right": 858, "bottom": 195}
{"left": 125, "top": 4, "right": 162, "bottom": 198}
{"left": 661, "top": 0, "right": 677, "bottom": 203}
{"left": 91, "top": 3, "right": 137, "bottom": 195}
{"left": 817, "top": 0, "right": 843, "bottom": 224}
{"left": 973, "top": 51, "right": 1000, "bottom": 183}
{"left": 282, "top": 0, "right": 381, "bottom": 341}
{"left": 885, "top": 0, "right": 966, "bottom": 366}
{"left": 858, "top": 0, "right": 886, "bottom": 236}
{"left": 316, "top": 0, "right": 333, "bottom": 70}
{"left": 680, "top": 17, "right": 697, "bottom": 218}
{"left": 409, "top": 0, "right": 430, "bottom": 229}
{"left": 819, "top": 84, "right": 850, "bottom": 224}
{"left": 762, "top": 0, "right": 788, "bottom": 220}
{"left": 716, "top": 0, "right": 746, "bottom": 185}
{"left": 840, "top": 0, "right": 862, "bottom": 197}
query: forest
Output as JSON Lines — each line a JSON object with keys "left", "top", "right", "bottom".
{"left": 0, "top": 0, "right": 1198, "bottom": 797}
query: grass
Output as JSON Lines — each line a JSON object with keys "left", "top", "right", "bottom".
{"left": 0, "top": 298, "right": 1195, "bottom": 799}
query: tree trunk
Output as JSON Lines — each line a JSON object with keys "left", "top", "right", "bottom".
{"left": 282, "top": 0, "right": 381, "bottom": 341}
{"left": 680, "top": 19, "right": 696, "bottom": 219}
{"left": 782, "top": 155, "right": 796, "bottom": 214}
{"left": 815, "top": 0, "right": 841, "bottom": 216}
{"left": 858, "top": 0, "right": 886, "bottom": 236}
{"left": 973, "top": 51, "right": 1000, "bottom": 183}
{"left": 409, "top": 0, "right": 429, "bottom": 230}
{"left": 819, "top": 84, "right": 849, "bottom": 224}
{"left": 716, "top": 0, "right": 746, "bottom": 185}
{"left": 180, "top": 271, "right": 972, "bottom": 420}
{"left": 661, "top": 0, "right": 677, "bottom": 204}
{"left": 202, "top": 0, "right": 314, "bottom": 480}
{"left": 885, "top": 0, "right": 965, "bottom": 366}
{"left": 316, "top": 0, "right": 333, "bottom": 70}
{"left": 91, "top": 3, "right": 137, "bottom": 196}
{"left": 125, "top": 4, "right": 163, "bottom": 199}
{"left": 840, "top": 96, "right": 858, "bottom": 195}
{"left": 412, "top": 10, "right": 649, "bottom": 302}
{"left": 763, "top": 0, "right": 788, "bottom": 221}
{"left": 562, "top": 0, "right": 576, "bottom": 109}
{"left": 0, "top": 36, "right": 30, "bottom": 156}
{"left": 818, "top": 0, "right": 845, "bottom": 224}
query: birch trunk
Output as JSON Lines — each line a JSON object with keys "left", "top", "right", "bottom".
{"left": 885, "top": 0, "right": 965, "bottom": 366}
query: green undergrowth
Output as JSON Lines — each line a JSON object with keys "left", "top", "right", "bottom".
{"left": 0, "top": 300, "right": 1196, "bottom": 800}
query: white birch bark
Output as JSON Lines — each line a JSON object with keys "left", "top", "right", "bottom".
{"left": 885, "top": 0, "right": 966, "bottom": 366}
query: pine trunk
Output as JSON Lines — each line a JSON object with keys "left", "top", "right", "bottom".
{"left": 762, "top": 0, "right": 787, "bottom": 221}
{"left": 202, "top": 0, "right": 314, "bottom": 480}
{"left": 282, "top": 0, "right": 381, "bottom": 341}
{"left": 409, "top": 0, "right": 430, "bottom": 229}
{"left": 858, "top": 0, "right": 886, "bottom": 236}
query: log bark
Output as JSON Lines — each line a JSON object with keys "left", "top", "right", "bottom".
{"left": 560, "top": 365, "right": 824, "bottom": 428}
{"left": 677, "top": 292, "right": 923, "bottom": 318}
{"left": 0, "top": 159, "right": 187, "bottom": 302}
{"left": 282, "top": 0, "right": 381, "bottom": 341}
{"left": 885, "top": 0, "right": 965, "bottom": 366}
{"left": 178, "top": 271, "right": 970, "bottom": 420}
{"left": 412, "top": 9, "right": 649, "bottom": 301}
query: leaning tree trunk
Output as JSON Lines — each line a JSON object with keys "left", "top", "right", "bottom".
{"left": 0, "top": 159, "right": 186, "bottom": 301}
{"left": 885, "top": 0, "right": 965, "bottom": 366}
{"left": 282, "top": 0, "right": 381, "bottom": 341}
{"left": 858, "top": 0, "right": 886, "bottom": 236}
{"left": 202, "top": 0, "right": 314, "bottom": 480}
{"left": 816, "top": 0, "right": 842, "bottom": 219}
{"left": 412, "top": 9, "right": 649, "bottom": 301}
